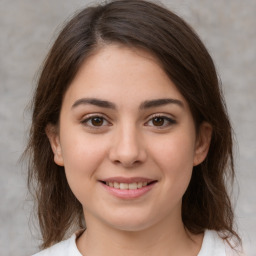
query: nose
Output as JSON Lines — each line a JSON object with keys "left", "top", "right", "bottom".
{"left": 109, "top": 124, "right": 147, "bottom": 168}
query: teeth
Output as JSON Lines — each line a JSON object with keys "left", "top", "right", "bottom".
{"left": 105, "top": 181, "right": 149, "bottom": 189}
{"left": 114, "top": 182, "right": 120, "bottom": 189}
{"left": 120, "top": 183, "right": 129, "bottom": 189}
{"left": 128, "top": 183, "right": 137, "bottom": 190}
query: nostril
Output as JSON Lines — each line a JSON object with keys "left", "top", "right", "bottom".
{"left": 113, "top": 159, "right": 142, "bottom": 168}
{"left": 108, "top": 137, "right": 147, "bottom": 167}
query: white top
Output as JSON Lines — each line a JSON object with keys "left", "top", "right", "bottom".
{"left": 32, "top": 229, "right": 242, "bottom": 256}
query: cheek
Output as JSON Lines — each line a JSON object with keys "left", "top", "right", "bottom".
{"left": 59, "top": 132, "right": 108, "bottom": 188}
{"left": 61, "top": 127, "right": 107, "bottom": 161}
{"left": 149, "top": 132, "right": 196, "bottom": 192}
{"left": 152, "top": 132, "right": 195, "bottom": 167}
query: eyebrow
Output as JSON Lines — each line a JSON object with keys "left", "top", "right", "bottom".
{"left": 72, "top": 98, "right": 116, "bottom": 109}
{"left": 72, "top": 97, "right": 183, "bottom": 110}
{"left": 139, "top": 98, "right": 183, "bottom": 109}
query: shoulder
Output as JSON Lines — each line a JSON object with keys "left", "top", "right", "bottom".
{"left": 32, "top": 233, "right": 82, "bottom": 256}
{"left": 198, "top": 230, "right": 244, "bottom": 256}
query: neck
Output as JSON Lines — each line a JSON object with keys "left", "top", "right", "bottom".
{"left": 76, "top": 213, "right": 203, "bottom": 256}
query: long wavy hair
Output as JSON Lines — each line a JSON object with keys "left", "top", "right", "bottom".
{"left": 25, "top": 0, "right": 240, "bottom": 249}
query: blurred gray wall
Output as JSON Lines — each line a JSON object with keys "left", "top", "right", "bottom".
{"left": 0, "top": 0, "right": 255, "bottom": 255}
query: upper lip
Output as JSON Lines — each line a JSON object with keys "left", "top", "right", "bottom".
{"left": 99, "top": 177, "right": 157, "bottom": 183}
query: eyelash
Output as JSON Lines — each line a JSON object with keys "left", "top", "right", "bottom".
{"left": 81, "top": 114, "right": 111, "bottom": 129}
{"left": 145, "top": 114, "right": 176, "bottom": 128}
{"left": 81, "top": 114, "right": 176, "bottom": 129}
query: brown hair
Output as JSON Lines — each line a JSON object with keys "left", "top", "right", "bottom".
{"left": 25, "top": 0, "right": 240, "bottom": 249}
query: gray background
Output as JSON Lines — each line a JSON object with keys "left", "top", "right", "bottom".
{"left": 0, "top": 0, "right": 255, "bottom": 255}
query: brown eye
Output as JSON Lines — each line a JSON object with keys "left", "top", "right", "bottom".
{"left": 152, "top": 117, "right": 165, "bottom": 126}
{"left": 82, "top": 115, "right": 110, "bottom": 128}
{"left": 91, "top": 117, "right": 104, "bottom": 126}
{"left": 145, "top": 115, "right": 176, "bottom": 128}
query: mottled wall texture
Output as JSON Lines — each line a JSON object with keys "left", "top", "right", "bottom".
{"left": 0, "top": 0, "right": 255, "bottom": 255}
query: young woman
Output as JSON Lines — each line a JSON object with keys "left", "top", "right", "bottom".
{"left": 26, "top": 0, "right": 243, "bottom": 255}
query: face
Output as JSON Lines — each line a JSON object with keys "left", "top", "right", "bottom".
{"left": 47, "top": 44, "right": 211, "bottom": 232}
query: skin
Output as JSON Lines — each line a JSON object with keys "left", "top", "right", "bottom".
{"left": 47, "top": 44, "right": 212, "bottom": 256}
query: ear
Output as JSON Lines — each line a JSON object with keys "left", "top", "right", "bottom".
{"left": 193, "top": 122, "right": 212, "bottom": 166}
{"left": 45, "top": 124, "right": 64, "bottom": 166}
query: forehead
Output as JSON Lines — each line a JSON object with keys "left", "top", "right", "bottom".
{"left": 63, "top": 44, "right": 188, "bottom": 109}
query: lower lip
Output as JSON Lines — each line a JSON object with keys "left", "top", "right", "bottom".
{"left": 101, "top": 182, "right": 156, "bottom": 199}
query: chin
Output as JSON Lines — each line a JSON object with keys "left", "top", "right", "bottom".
{"left": 103, "top": 213, "right": 158, "bottom": 232}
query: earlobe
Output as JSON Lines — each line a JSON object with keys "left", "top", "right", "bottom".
{"left": 45, "top": 124, "right": 64, "bottom": 166}
{"left": 193, "top": 122, "right": 212, "bottom": 166}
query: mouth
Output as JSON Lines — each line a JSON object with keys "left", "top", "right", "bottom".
{"left": 99, "top": 177, "right": 158, "bottom": 199}
{"left": 99, "top": 180, "right": 157, "bottom": 190}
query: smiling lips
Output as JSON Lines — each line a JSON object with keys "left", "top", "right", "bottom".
{"left": 106, "top": 181, "right": 148, "bottom": 190}
{"left": 100, "top": 177, "right": 157, "bottom": 199}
